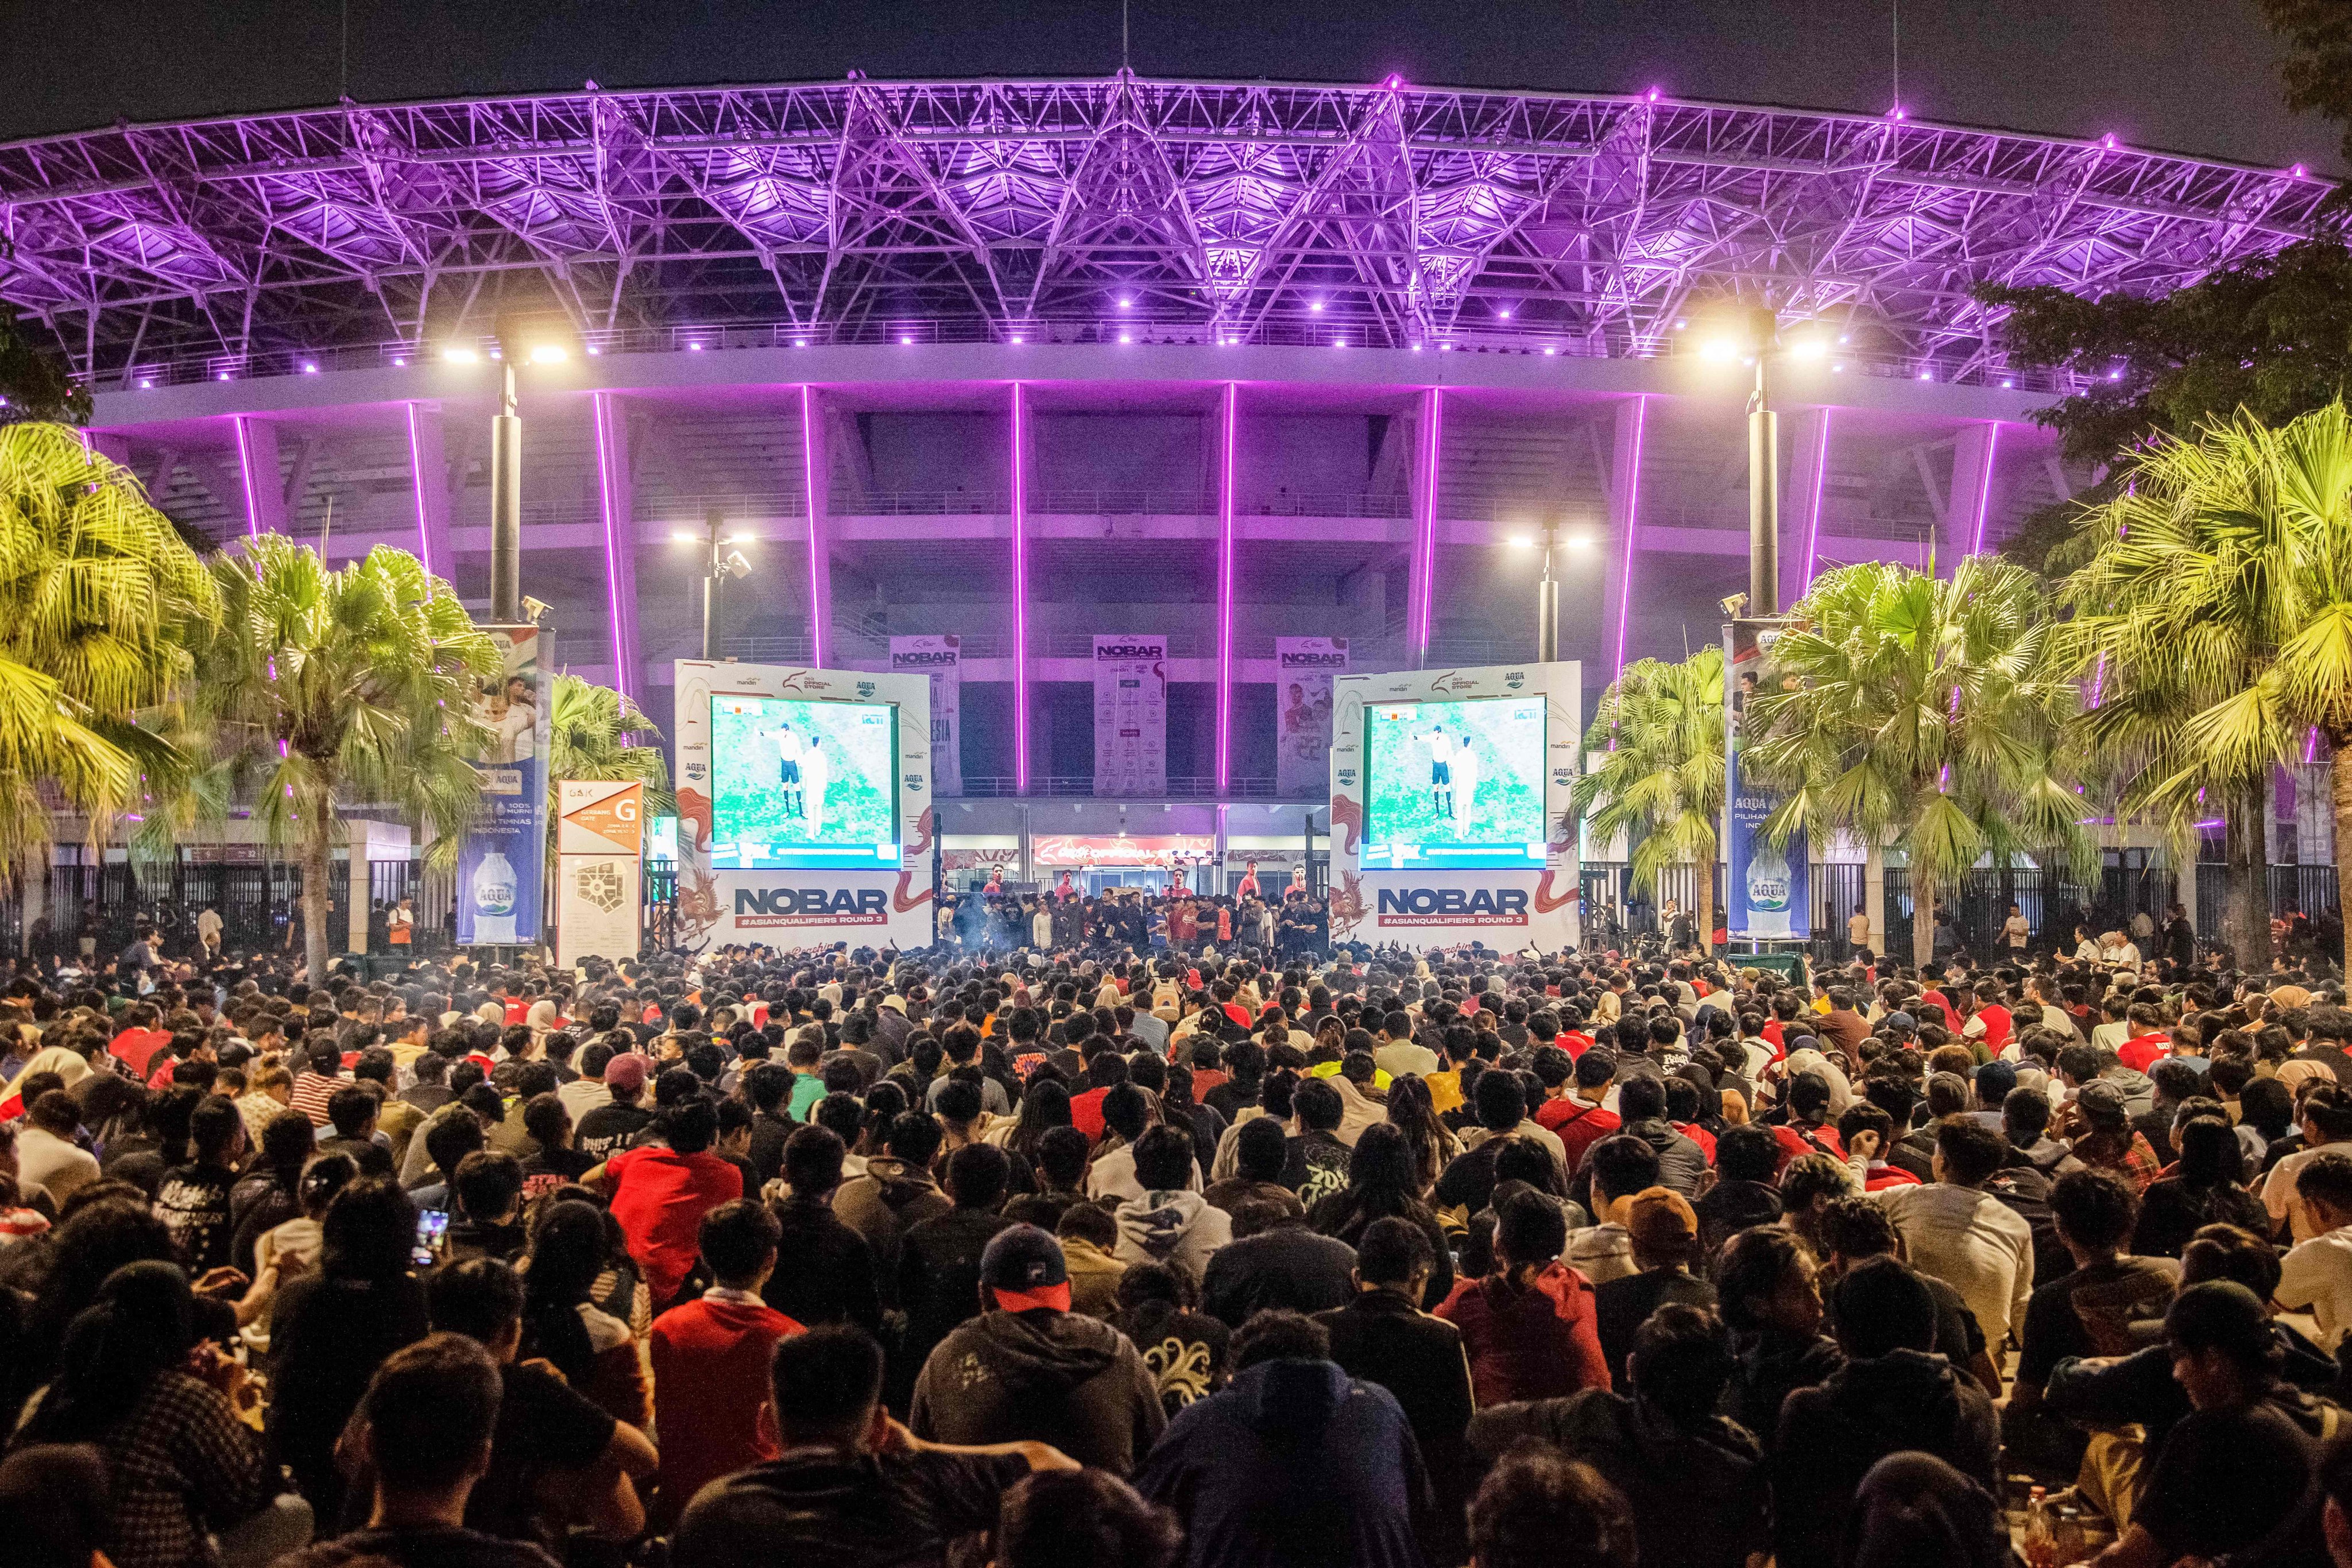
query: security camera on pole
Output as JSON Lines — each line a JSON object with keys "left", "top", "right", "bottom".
{"left": 680, "top": 506, "right": 757, "bottom": 660}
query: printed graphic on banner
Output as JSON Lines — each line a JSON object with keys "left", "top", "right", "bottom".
{"left": 457, "top": 626, "right": 552, "bottom": 946}
{"left": 1093, "top": 635, "right": 1168, "bottom": 796}
{"left": 1726, "top": 620, "right": 1809, "bottom": 940}
{"left": 1275, "top": 637, "right": 1348, "bottom": 797}
{"left": 671, "top": 661, "right": 935, "bottom": 951}
{"left": 1361, "top": 696, "right": 1548, "bottom": 868}
{"left": 889, "top": 635, "right": 962, "bottom": 798}
{"left": 1327, "top": 664, "right": 1581, "bottom": 953}
{"left": 709, "top": 696, "right": 902, "bottom": 869}
{"left": 556, "top": 780, "right": 644, "bottom": 968}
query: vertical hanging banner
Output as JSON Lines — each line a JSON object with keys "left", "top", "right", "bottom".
{"left": 889, "top": 634, "right": 962, "bottom": 798}
{"left": 457, "top": 626, "right": 553, "bottom": 946}
{"left": 1093, "top": 635, "right": 1167, "bottom": 796}
{"left": 1726, "top": 619, "right": 1809, "bottom": 940}
{"left": 1275, "top": 637, "right": 1348, "bottom": 797}
{"left": 557, "top": 781, "right": 644, "bottom": 967}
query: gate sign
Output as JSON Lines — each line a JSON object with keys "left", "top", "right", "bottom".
{"left": 557, "top": 781, "right": 643, "bottom": 968}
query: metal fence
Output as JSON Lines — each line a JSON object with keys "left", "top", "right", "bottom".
{"left": 38, "top": 857, "right": 338, "bottom": 960}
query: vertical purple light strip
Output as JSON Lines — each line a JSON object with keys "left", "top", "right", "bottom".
{"left": 1214, "top": 382, "right": 1239, "bottom": 793}
{"left": 1411, "top": 388, "right": 1444, "bottom": 660}
{"left": 405, "top": 401, "right": 437, "bottom": 578}
{"left": 1967, "top": 420, "right": 2002, "bottom": 556}
{"left": 1010, "top": 382, "right": 1031, "bottom": 795}
{"left": 1798, "top": 406, "right": 1833, "bottom": 595}
{"left": 232, "top": 415, "right": 267, "bottom": 537}
{"left": 798, "top": 383, "right": 828, "bottom": 670}
{"left": 589, "top": 392, "right": 632, "bottom": 700}
{"left": 1610, "top": 395, "right": 1649, "bottom": 688}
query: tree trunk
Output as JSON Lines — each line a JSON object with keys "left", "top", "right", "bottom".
{"left": 2226, "top": 781, "right": 2270, "bottom": 972}
{"left": 301, "top": 816, "right": 334, "bottom": 984}
{"left": 2334, "top": 753, "right": 2352, "bottom": 979}
{"left": 1912, "top": 864, "right": 1937, "bottom": 970}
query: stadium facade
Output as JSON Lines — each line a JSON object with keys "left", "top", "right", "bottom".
{"left": 0, "top": 75, "right": 2330, "bottom": 871}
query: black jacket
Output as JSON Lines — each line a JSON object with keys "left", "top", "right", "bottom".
{"left": 1200, "top": 1222, "right": 1357, "bottom": 1328}
{"left": 1316, "top": 1291, "right": 1476, "bottom": 1566}
{"left": 893, "top": 1208, "right": 1014, "bottom": 1404}
{"left": 1469, "top": 1389, "right": 1766, "bottom": 1568}
{"left": 1771, "top": 1349, "right": 1999, "bottom": 1568}
{"left": 909, "top": 1307, "right": 1166, "bottom": 1474}
{"left": 764, "top": 1194, "right": 883, "bottom": 1333}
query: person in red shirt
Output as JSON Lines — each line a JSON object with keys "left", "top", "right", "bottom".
{"left": 1962, "top": 979, "right": 2013, "bottom": 1058}
{"left": 1065, "top": 1036, "right": 1123, "bottom": 1142}
{"left": 1537, "top": 1051, "right": 1622, "bottom": 1175}
{"left": 1435, "top": 1188, "right": 1610, "bottom": 1406}
{"left": 108, "top": 1003, "right": 173, "bottom": 1078}
{"left": 648, "top": 1199, "right": 804, "bottom": 1529}
{"left": 590, "top": 1099, "right": 745, "bottom": 1310}
{"left": 2115, "top": 1004, "right": 2173, "bottom": 1074}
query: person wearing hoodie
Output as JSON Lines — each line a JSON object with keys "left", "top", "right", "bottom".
{"left": 1770, "top": 1257, "right": 1999, "bottom": 1568}
{"left": 1113, "top": 1126, "right": 1235, "bottom": 1289}
{"left": 833, "top": 1112, "right": 950, "bottom": 1303}
{"left": 1694, "top": 1124, "right": 1785, "bottom": 1267}
{"left": 1592, "top": 1074, "right": 1707, "bottom": 1199}
{"left": 1436, "top": 1187, "right": 1610, "bottom": 1406}
{"left": 1467, "top": 1302, "right": 1766, "bottom": 1568}
{"left": 909, "top": 1225, "right": 1166, "bottom": 1474}
{"left": 1135, "top": 1310, "right": 1431, "bottom": 1568}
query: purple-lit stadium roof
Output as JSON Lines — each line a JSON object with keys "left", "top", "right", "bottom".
{"left": 0, "top": 73, "right": 2331, "bottom": 385}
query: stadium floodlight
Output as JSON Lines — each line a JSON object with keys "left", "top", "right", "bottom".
{"left": 528, "top": 343, "right": 568, "bottom": 364}
{"left": 1699, "top": 337, "right": 1739, "bottom": 362}
{"left": 443, "top": 346, "right": 480, "bottom": 363}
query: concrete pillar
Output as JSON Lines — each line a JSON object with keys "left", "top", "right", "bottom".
{"left": 231, "top": 416, "right": 288, "bottom": 536}
{"left": 799, "top": 385, "right": 835, "bottom": 668}
{"left": 1865, "top": 839, "right": 1887, "bottom": 959}
{"left": 1943, "top": 421, "right": 2001, "bottom": 570}
{"left": 587, "top": 392, "right": 641, "bottom": 699}
{"left": 1601, "top": 395, "right": 1651, "bottom": 686}
{"left": 404, "top": 402, "right": 457, "bottom": 584}
{"left": 1406, "top": 388, "right": 1444, "bottom": 667}
{"left": 1780, "top": 406, "right": 1832, "bottom": 610}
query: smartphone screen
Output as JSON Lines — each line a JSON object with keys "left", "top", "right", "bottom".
{"left": 412, "top": 1210, "right": 449, "bottom": 1265}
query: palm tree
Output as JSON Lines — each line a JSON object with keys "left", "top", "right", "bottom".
{"left": 185, "top": 537, "right": 497, "bottom": 981}
{"left": 2061, "top": 401, "right": 2352, "bottom": 972}
{"left": 0, "top": 422, "right": 218, "bottom": 881}
{"left": 1742, "top": 557, "right": 2094, "bottom": 967}
{"left": 543, "top": 671, "right": 674, "bottom": 892}
{"left": 1572, "top": 647, "right": 1725, "bottom": 953}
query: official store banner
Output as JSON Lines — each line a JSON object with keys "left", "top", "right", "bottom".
{"left": 556, "top": 781, "right": 643, "bottom": 969}
{"left": 1725, "top": 620, "right": 1809, "bottom": 940}
{"left": 1326, "top": 663, "right": 1582, "bottom": 953}
{"left": 889, "top": 634, "right": 962, "bottom": 799}
{"left": 1275, "top": 637, "right": 1348, "bottom": 797}
{"left": 457, "top": 625, "right": 552, "bottom": 946}
{"left": 1093, "top": 635, "right": 1167, "bottom": 796}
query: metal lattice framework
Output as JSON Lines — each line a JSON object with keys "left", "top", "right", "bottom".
{"left": 0, "top": 72, "right": 2332, "bottom": 381}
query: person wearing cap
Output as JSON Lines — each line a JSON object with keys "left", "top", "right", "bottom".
{"left": 908, "top": 1224, "right": 1165, "bottom": 1474}
{"left": 2067, "top": 1079, "right": 2164, "bottom": 1195}
{"left": 2077, "top": 1282, "right": 2332, "bottom": 1567}
{"left": 1770, "top": 1257, "right": 1998, "bottom": 1568}
{"left": 572, "top": 1052, "right": 653, "bottom": 1164}
{"left": 1591, "top": 1187, "right": 1715, "bottom": 1388}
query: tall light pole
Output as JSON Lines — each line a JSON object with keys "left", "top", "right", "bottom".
{"left": 1699, "top": 307, "right": 1827, "bottom": 618}
{"left": 679, "top": 506, "right": 754, "bottom": 660}
{"left": 1508, "top": 521, "right": 1595, "bottom": 663}
{"left": 489, "top": 355, "right": 521, "bottom": 622}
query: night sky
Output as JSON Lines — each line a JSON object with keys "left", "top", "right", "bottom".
{"left": 0, "top": 0, "right": 2332, "bottom": 174}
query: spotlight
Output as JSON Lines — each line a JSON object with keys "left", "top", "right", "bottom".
{"left": 586, "top": 344, "right": 601, "bottom": 356}
{"left": 1720, "top": 591, "right": 1749, "bottom": 617}
{"left": 301, "top": 362, "right": 319, "bottom": 374}
{"left": 390, "top": 357, "right": 407, "bottom": 367}
{"left": 899, "top": 335, "right": 913, "bottom": 345}
{"left": 1787, "top": 336, "right": 1829, "bottom": 361}
{"left": 1309, "top": 300, "right": 1324, "bottom": 313}
{"left": 528, "top": 343, "right": 567, "bottom": 363}
{"left": 443, "top": 346, "right": 479, "bottom": 364}
{"left": 687, "top": 342, "right": 705, "bottom": 351}
{"left": 1699, "top": 338, "right": 1738, "bottom": 362}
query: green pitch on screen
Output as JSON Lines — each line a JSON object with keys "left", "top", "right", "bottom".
{"left": 709, "top": 697, "right": 902, "bottom": 868}
{"left": 1361, "top": 696, "right": 1546, "bottom": 866}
